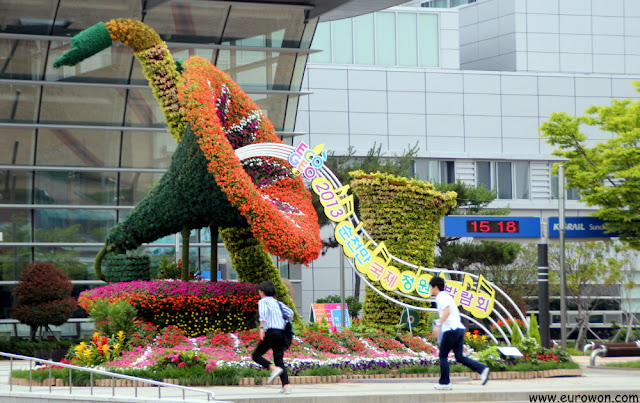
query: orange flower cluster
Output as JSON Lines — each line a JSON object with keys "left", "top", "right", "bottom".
{"left": 177, "top": 56, "right": 322, "bottom": 264}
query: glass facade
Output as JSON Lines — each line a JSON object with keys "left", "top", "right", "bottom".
{"left": 310, "top": 11, "right": 439, "bottom": 67}
{"left": 0, "top": 0, "right": 319, "bottom": 321}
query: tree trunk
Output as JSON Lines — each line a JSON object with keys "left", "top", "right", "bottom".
{"left": 181, "top": 226, "right": 190, "bottom": 281}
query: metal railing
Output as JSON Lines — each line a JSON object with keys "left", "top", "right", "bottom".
{"left": 0, "top": 352, "right": 215, "bottom": 401}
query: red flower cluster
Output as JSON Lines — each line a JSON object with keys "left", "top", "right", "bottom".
{"left": 177, "top": 57, "right": 322, "bottom": 264}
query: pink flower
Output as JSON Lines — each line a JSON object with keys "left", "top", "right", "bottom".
{"left": 205, "top": 363, "right": 215, "bottom": 372}
{"left": 193, "top": 355, "right": 199, "bottom": 361}
{"left": 177, "top": 362, "right": 186, "bottom": 368}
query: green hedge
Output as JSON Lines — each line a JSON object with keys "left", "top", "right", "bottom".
{"left": 349, "top": 171, "right": 457, "bottom": 329}
{"left": 104, "top": 254, "right": 150, "bottom": 282}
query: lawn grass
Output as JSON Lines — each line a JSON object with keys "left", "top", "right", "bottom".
{"left": 603, "top": 360, "right": 640, "bottom": 368}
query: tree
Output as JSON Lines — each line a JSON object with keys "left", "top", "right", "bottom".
{"left": 540, "top": 84, "right": 640, "bottom": 249}
{"left": 13, "top": 262, "right": 76, "bottom": 341}
{"left": 548, "top": 241, "right": 623, "bottom": 348}
{"left": 433, "top": 181, "right": 520, "bottom": 272}
{"left": 608, "top": 242, "right": 639, "bottom": 342}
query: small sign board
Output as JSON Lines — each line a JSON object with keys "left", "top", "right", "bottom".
{"left": 497, "top": 346, "right": 524, "bottom": 357}
{"left": 548, "top": 217, "right": 618, "bottom": 238}
{"left": 310, "top": 303, "right": 351, "bottom": 328}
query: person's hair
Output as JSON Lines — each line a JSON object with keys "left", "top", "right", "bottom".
{"left": 258, "top": 281, "right": 276, "bottom": 297}
{"left": 429, "top": 276, "right": 445, "bottom": 291}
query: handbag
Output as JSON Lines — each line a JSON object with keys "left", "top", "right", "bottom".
{"left": 278, "top": 302, "right": 294, "bottom": 349}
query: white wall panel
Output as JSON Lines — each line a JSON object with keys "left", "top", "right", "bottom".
{"left": 559, "top": 0, "right": 591, "bottom": 16}
{"left": 538, "top": 96, "right": 575, "bottom": 117}
{"left": 388, "top": 91, "right": 427, "bottom": 114}
{"left": 592, "top": 16, "right": 624, "bottom": 36}
{"left": 527, "top": 14, "right": 559, "bottom": 34}
{"left": 349, "top": 90, "right": 387, "bottom": 113}
{"left": 559, "top": 15, "right": 592, "bottom": 35}
{"left": 426, "top": 72, "right": 464, "bottom": 93}
{"left": 309, "top": 111, "right": 349, "bottom": 133}
{"left": 593, "top": 55, "right": 625, "bottom": 74}
{"left": 501, "top": 74, "right": 537, "bottom": 94}
{"left": 464, "top": 94, "right": 502, "bottom": 115}
{"left": 427, "top": 135, "right": 465, "bottom": 152}
{"left": 464, "top": 73, "right": 501, "bottom": 93}
{"left": 502, "top": 138, "right": 540, "bottom": 154}
{"left": 464, "top": 115, "right": 501, "bottom": 138}
{"left": 526, "top": 0, "right": 558, "bottom": 14}
{"left": 426, "top": 114, "right": 465, "bottom": 136}
{"left": 538, "top": 76, "right": 575, "bottom": 96}
{"left": 559, "top": 34, "right": 592, "bottom": 54}
{"left": 527, "top": 33, "right": 560, "bottom": 52}
{"left": 389, "top": 113, "right": 426, "bottom": 136}
{"left": 592, "top": 36, "right": 625, "bottom": 55}
{"left": 501, "top": 95, "right": 539, "bottom": 116}
{"left": 575, "top": 77, "right": 612, "bottom": 97}
{"left": 308, "top": 89, "right": 349, "bottom": 111}
{"left": 387, "top": 72, "right": 425, "bottom": 92}
{"left": 560, "top": 54, "right": 593, "bottom": 74}
{"left": 426, "top": 93, "right": 464, "bottom": 114}
{"left": 592, "top": 0, "right": 623, "bottom": 17}
{"left": 502, "top": 116, "right": 541, "bottom": 138}
{"left": 465, "top": 136, "right": 502, "bottom": 152}
{"left": 526, "top": 52, "right": 560, "bottom": 72}
{"left": 347, "top": 70, "right": 386, "bottom": 90}
{"left": 308, "top": 68, "right": 348, "bottom": 89}
{"left": 349, "top": 112, "right": 388, "bottom": 135}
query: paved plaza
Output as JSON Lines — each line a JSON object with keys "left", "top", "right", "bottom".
{"left": 0, "top": 355, "right": 638, "bottom": 403}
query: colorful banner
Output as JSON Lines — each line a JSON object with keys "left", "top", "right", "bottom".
{"left": 310, "top": 303, "right": 351, "bottom": 328}
{"left": 310, "top": 176, "right": 497, "bottom": 319}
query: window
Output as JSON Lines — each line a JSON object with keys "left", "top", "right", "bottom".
{"left": 476, "top": 161, "right": 530, "bottom": 199}
{"left": 414, "top": 159, "right": 455, "bottom": 184}
{"left": 550, "top": 175, "right": 581, "bottom": 201}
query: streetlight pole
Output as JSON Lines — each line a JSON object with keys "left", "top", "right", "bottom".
{"left": 559, "top": 164, "right": 567, "bottom": 351}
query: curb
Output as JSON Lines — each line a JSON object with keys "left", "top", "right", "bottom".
{"left": 9, "top": 368, "right": 582, "bottom": 387}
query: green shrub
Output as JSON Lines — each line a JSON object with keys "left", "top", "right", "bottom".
{"left": 528, "top": 314, "right": 541, "bottom": 345}
{"left": 298, "top": 366, "right": 343, "bottom": 376}
{"left": 88, "top": 299, "right": 138, "bottom": 337}
{"left": 104, "top": 254, "right": 150, "bottom": 282}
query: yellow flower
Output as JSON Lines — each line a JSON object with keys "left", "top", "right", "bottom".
{"left": 117, "top": 331, "right": 125, "bottom": 343}
{"left": 84, "top": 349, "right": 92, "bottom": 359}
{"left": 75, "top": 342, "right": 86, "bottom": 355}
{"left": 466, "top": 332, "right": 472, "bottom": 339}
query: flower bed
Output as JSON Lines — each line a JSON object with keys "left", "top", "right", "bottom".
{"left": 78, "top": 280, "right": 260, "bottom": 335}
{"left": 13, "top": 327, "right": 580, "bottom": 387}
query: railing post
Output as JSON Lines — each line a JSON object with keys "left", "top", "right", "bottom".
{"left": 90, "top": 372, "right": 94, "bottom": 395}
{"left": 49, "top": 364, "right": 52, "bottom": 393}
{"left": 112, "top": 376, "right": 115, "bottom": 396}
{"left": 69, "top": 367, "right": 72, "bottom": 394}
{"left": 9, "top": 357, "right": 13, "bottom": 391}
{"left": 29, "top": 360, "right": 32, "bottom": 392}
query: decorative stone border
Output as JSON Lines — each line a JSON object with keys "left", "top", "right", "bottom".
{"left": 10, "top": 368, "right": 582, "bottom": 387}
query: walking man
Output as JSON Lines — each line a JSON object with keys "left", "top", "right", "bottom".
{"left": 251, "top": 281, "right": 294, "bottom": 394}
{"left": 430, "top": 276, "right": 490, "bottom": 390}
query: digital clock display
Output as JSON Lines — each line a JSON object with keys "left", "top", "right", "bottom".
{"left": 466, "top": 220, "right": 519, "bottom": 233}
{"left": 442, "top": 216, "right": 541, "bottom": 238}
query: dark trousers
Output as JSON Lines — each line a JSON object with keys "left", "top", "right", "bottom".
{"left": 438, "top": 328, "right": 486, "bottom": 385}
{"left": 251, "top": 329, "right": 289, "bottom": 386}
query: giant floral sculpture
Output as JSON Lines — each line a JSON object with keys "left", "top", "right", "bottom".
{"left": 54, "top": 19, "right": 321, "bottom": 311}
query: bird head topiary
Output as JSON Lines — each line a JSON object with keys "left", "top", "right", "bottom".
{"left": 54, "top": 20, "right": 322, "bottom": 280}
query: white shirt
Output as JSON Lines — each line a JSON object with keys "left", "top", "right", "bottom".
{"left": 435, "top": 291, "right": 464, "bottom": 333}
{"left": 258, "top": 296, "right": 294, "bottom": 331}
